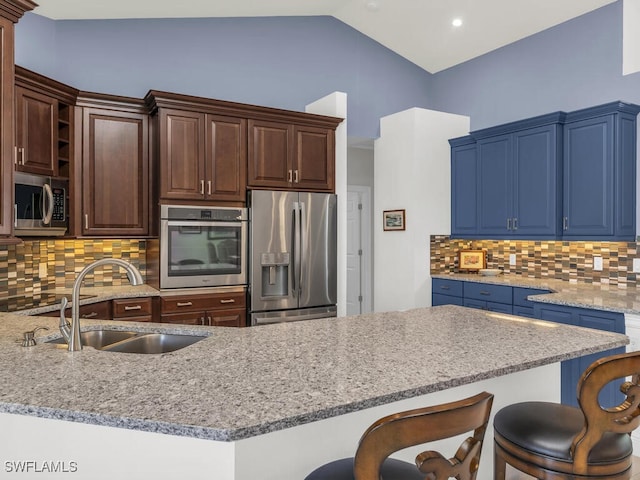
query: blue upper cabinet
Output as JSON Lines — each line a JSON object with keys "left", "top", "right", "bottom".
{"left": 562, "top": 102, "right": 640, "bottom": 240}
{"left": 450, "top": 136, "right": 478, "bottom": 236}
{"left": 452, "top": 113, "right": 564, "bottom": 239}
{"left": 450, "top": 102, "right": 639, "bottom": 240}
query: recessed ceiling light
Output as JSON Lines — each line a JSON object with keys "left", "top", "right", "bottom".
{"left": 452, "top": 18, "right": 463, "bottom": 27}
{"left": 365, "top": 0, "right": 380, "bottom": 12}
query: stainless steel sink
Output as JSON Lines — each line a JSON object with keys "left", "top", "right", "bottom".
{"left": 46, "top": 330, "right": 205, "bottom": 354}
{"left": 102, "top": 333, "right": 205, "bottom": 354}
{"left": 46, "top": 330, "right": 140, "bottom": 349}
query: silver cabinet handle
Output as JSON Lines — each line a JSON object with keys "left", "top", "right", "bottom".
{"left": 84, "top": 214, "right": 89, "bottom": 230}
{"left": 200, "top": 180, "right": 205, "bottom": 195}
{"left": 294, "top": 169, "right": 299, "bottom": 183}
{"left": 513, "top": 217, "right": 518, "bottom": 230}
{"left": 124, "top": 305, "right": 142, "bottom": 311}
{"left": 207, "top": 180, "right": 212, "bottom": 195}
{"left": 207, "top": 316, "right": 212, "bottom": 326}
{"left": 506, "top": 218, "right": 512, "bottom": 230}
{"left": 563, "top": 216, "right": 568, "bottom": 230}
{"left": 200, "top": 317, "right": 205, "bottom": 325}
{"left": 219, "top": 299, "right": 235, "bottom": 304}
{"left": 176, "top": 301, "right": 193, "bottom": 307}
{"left": 287, "top": 170, "right": 293, "bottom": 183}
{"left": 13, "top": 146, "right": 17, "bottom": 165}
{"left": 480, "top": 291, "right": 490, "bottom": 296}
{"left": 440, "top": 285, "right": 450, "bottom": 290}
{"left": 81, "top": 312, "right": 98, "bottom": 319}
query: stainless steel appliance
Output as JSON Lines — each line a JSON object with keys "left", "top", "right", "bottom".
{"left": 160, "top": 205, "right": 248, "bottom": 289}
{"left": 14, "top": 172, "right": 68, "bottom": 236}
{"left": 249, "top": 190, "right": 337, "bottom": 325}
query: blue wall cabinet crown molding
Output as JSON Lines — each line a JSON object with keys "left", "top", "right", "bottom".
{"left": 450, "top": 101, "right": 640, "bottom": 241}
{"left": 562, "top": 102, "right": 640, "bottom": 240}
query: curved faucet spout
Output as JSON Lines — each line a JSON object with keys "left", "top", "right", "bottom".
{"left": 66, "top": 258, "right": 144, "bottom": 352}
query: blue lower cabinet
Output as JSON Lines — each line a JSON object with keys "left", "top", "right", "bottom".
{"left": 432, "top": 293, "right": 463, "bottom": 306}
{"left": 533, "top": 303, "right": 625, "bottom": 407}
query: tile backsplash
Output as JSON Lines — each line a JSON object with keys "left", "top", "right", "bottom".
{"left": 0, "top": 239, "right": 147, "bottom": 299}
{"left": 431, "top": 236, "right": 640, "bottom": 287}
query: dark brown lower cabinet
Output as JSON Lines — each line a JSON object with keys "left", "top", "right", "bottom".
{"left": 160, "top": 291, "right": 246, "bottom": 327}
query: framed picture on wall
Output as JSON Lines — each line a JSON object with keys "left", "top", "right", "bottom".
{"left": 458, "top": 250, "right": 486, "bottom": 271}
{"left": 383, "top": 209, "right": 405, "bottom": 231}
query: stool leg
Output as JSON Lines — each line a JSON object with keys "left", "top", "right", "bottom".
{"left": 494, "top": 444, "right": 506, "bottom": 480}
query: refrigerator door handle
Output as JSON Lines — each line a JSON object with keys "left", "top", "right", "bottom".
{"left": 292, "top": 202, "right": 301, "bottom": 296}
{"left": 299, "top": 201, "right": 307, "bottom": 294}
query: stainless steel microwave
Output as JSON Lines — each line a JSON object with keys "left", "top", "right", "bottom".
{"left": 14, "top": 171, "right": 68, "bottom": 236}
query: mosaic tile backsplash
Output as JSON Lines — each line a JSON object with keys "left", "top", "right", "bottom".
{"left": 431, "top": 236, "right": 640, "bottom": 287}
{"left": 0, "top": 239, "right": 147, "bottom": 299}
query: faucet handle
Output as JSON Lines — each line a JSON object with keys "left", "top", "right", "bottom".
{"left": 22, "top": 326, "right": 49, "bottom": 347}
{"left": 59, "top": 297, "right": 71, "bottom": 343}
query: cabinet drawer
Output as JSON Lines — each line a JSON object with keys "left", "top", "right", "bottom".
{"left": 432, "top": 279, "right": 463, "bottom": 297}
{"left": 463, "top": 282, "right": 512, "bottom": 304}
{"left": 161, "top": 311, "right": 207, "bottom": 325}
{"left": 513, "top": 287, "right": 549, "bottom": 307}
{"left": 113, "top": 297, "right": 153, "bottom": 318}
{"left": 161, "top": 292, "right": 246, "bottom": 313}
{"left": 432, "top": 293, "right": 464, "bottom": 307}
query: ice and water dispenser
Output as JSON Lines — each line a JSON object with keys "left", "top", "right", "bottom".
{"left": 260, "top": 252, "right": 289, "bottom": 297}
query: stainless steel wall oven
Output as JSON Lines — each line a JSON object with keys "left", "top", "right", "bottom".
{"left": 160, "top": 205, "right": 248, "bottom": 289}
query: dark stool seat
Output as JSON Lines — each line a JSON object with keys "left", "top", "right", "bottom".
{"left": 494, "top": 401, "right": 632, "bottom": 464}
{"left": 494, "top": 351, "right": 640, "bottom": 480}
{"left": 305, "top": 457, "right": 425, "bottom": 480}
{"left": 305, "top": 391, "right": 494, "bottom": 480}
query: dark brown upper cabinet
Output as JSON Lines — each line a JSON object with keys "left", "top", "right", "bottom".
{"left": 77, "top": 94, "right": 150, "bottom": 237}
{"left": 156, "top": 108, "right": 246, "bottom": 202}
{"left": 14, "top": 67, "right": 79, "bottom": 180}
{"left": 247, "top": 120, "right": 335, "bottom": 192}
{"left": 0, "top": 1, "right": 38, "bottom": 239}
{"left": 146, "top": 90, "right": 341, "bottom": 202}
{"left": 14, "top": 86, "right": 57, "bottom": 176}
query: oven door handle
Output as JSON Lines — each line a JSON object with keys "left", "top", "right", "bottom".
{"left": 165, "top": 220, "right": 241, "bottom": 228}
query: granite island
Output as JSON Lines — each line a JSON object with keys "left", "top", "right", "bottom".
{"left": 0, "top": 304, "right": 628, "bottom": 480}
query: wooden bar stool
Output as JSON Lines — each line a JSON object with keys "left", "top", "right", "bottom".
{"left": 305, "top": 391, "right": 494, "bottom": 480}
{"left": 494, "top": 351, "right": 640, "bottom": 480}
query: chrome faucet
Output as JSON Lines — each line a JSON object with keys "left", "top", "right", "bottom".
{"left": 59, "top": 258, "right": 144, "bottom": 351}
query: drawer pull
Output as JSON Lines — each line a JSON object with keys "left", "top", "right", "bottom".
{"left": 480, "top": 291, "right": 491, "bottom": 296}
{"left": 440, "top": 286, "right": 450, "bottom": 290}
{"left": 219, "top": 299, "right": 236, "bottom": 304}
{"left": 124, "top": 305, "right": 142, "bottom": 311}
{"left": 81, "top": 312, "right": 98, "bottom": 319}
{"left": 176, "top": 301, "right": 193, "bottom": 307}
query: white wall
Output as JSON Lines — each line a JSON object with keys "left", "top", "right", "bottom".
{"left": 373, "top": 108, "right": 470, "bottom": 312}
{"left": 306, "top": 92, "right": 348, "bottom": 316}
{"left": 623, "top": 0, "right": 640, "bottom": 76}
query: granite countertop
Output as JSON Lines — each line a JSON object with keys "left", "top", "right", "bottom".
{"left": 431, "top": 273, "right": 640, "bottom": 314}
{"left": 0, "top": 305, "right": 627, "bottom": 442}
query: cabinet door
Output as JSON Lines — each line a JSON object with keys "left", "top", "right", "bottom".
{"left": 247, "top": 119, "right": 293, "bottom": 188}
{"left": 208, "top": 309, "right": 246, "bottom": 327}
{"left": 513, "top": 125, "right": 560, "bottom": 237}
{"left": 205, "top": 114, "right": 246, "bottom": 201}
{"left": 563, "top": 116, "right": 614, "bottom": 237}
{"left": 159, "top": 109, "right": 206, "bottom": 200}
{"left": 0, "top": 16, "right": 14, "bottom": 236}
{"left": 477, "top": 135, "right": 512, "bottom": 236}
{"left": 293, "top": 125, "right": 334, "bottom": 191}
{"left": 450, "top": 141, "right": 478, "bottom": 237}
{"left": 82, "top": 108, "right": 149, "bottom": 236}
{"left": 161, "top": 311, "right": 207, "bottom": 326}
{"left": 15, "top": 86, "right": 57, "bottom": 176}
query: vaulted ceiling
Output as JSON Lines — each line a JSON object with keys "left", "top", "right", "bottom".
{"left": 33, "top": 0, "right": 616, "bottom": 73}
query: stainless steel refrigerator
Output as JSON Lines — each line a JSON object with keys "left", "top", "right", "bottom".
{"left": 249, "top": 190, "right": 337, "bottom": 325}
